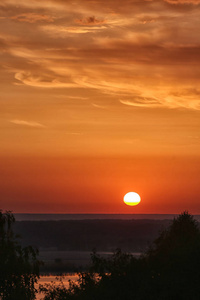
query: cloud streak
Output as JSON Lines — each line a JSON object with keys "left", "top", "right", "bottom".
{"left": 14, "top": 72, "right": 77, "bottom": 88}
{"left": 10, "top": 120, "right": 46, "bottom": 128}
{"left": 120, "top": 98, "right": 161, "bottom": 108}
{"left": 165, "top": 0, "right": 200, "bottom": 4}
{"left": 11, "top": 13, "right": 55, "bottom": 23}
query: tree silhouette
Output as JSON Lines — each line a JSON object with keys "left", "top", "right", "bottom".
{"left": 144, "top": 211, "right": 200, "bottom": 299}
{"left": 40, "top": 212, "right": 200, "bottom": 300}
{"left": 0, "top": 210, "right": 40, "bottom": 300}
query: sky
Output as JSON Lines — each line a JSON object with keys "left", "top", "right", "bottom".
{"left": 1, "top": 0, "right": 200, "bottom": 214}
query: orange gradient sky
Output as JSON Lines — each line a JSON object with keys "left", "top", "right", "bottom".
{"left": 1, "top": 0, "right": 200, "bottom": 213}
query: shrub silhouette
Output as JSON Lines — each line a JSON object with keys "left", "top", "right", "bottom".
{"left": 40, "top": 212, "right": 200, "bottom": 300}
{"left": 0, "top": 210, "right": 40, "bottom": 300}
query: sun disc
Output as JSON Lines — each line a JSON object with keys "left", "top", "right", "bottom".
{"left": 123, "top": 192, "right": 141, "bottom": 206}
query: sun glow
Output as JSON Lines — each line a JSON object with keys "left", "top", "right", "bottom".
{"left": 123, "top": 192, "right": 141, "bottom": 206}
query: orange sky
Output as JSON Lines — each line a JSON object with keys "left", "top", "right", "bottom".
{"left": 1, "top": 0, "right": 200, "bottom": 213}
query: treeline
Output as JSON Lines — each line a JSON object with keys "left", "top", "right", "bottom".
{"left": 14, "top": 219, "right": 171, "bottom": 252}
{"left": 41, "top": 212, "right": 200, "bottom": 300}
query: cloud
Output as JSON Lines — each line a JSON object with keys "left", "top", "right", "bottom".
{"left": 74, "top": 76, "right": 141, "bottom": 96}
{"left": 10, "top": 119, "right": 46, "bottom": 128}
{"left": 164, "top": 0, "right": 200, "bottom": 4}
{"left": 92, "top": 103, "right": 107, "bottom": 109}
{"left": 120, "top": 90, "right": 200, "bottom": 110}
{"left": 14, "top": 72, "right": 77, "bottom": 88}
{"left": 120, "top": 98, "right": 161, "bottom": 108}
{"left": 75, "top": 16, "right": 106, "bottom": 26}
{"left": 41, "top": 24, "right": 106, "bottom": 36}
{"left": 11, "top": 13, "right": 55, "bottom": 23}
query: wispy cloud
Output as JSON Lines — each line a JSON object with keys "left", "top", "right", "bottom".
{"left": 119, "top": 98, "right": 161, "bottom": 108}
{"left": 11, "top": 13, "right": 55, "bottom": 23}
{"left": 10, "top": 119, "right": 46, "bottom": 128}
{"left": 165, "top": 0, "right": 200, "bottom": 4}
{"left": 14, "top": 72, "right": 77, "bottom": 88}
{"left": 92, "top": 103, "right": 107, "bottom": 109}
{"left": 41, "top": 24, "right": 106, "bottom": 36}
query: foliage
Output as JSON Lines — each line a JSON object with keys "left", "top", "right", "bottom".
{"left": 0, "top": 210, "right": 40, "bottom": 300}
{"left": 144, "top": 211, "right": 200, "bottom": 299}
{"left": 40, "top": 212, "right": 200, "bottom": 300}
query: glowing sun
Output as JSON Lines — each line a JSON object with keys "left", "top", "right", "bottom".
{"left": 123, "top": 192, "right": 141, "bottom": 206}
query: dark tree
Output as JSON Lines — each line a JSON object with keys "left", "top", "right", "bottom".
{"left": 40, "top": 212, "right": 200, "bottom": 300}
{"left": 144, "top": 211, "right": 200, "bottom": 299}
{"left": 0, "top": 210, "right": 40, "bottom": 300}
